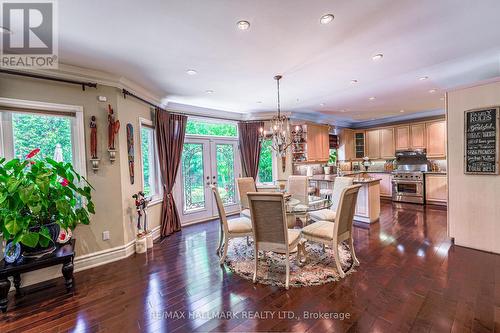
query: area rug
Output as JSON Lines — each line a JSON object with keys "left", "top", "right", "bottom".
{"left": 223, "top": 238, "right": 355, "bottom": 288}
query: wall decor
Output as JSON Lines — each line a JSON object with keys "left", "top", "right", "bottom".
{"left": 107, "top": 104, "right": 120, "bottom": 163}
{"left": 89, "top": 115, "right": 100, "bottom": 173}
{"left": 127, "top": 123, "right": 134, "bottom": 184}
{"left": 464, "top": 107, "right": 499, "bottom": 174}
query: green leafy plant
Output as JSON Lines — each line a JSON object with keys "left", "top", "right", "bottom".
{"left": 0, "top": 149, "right": 94, "bottom": 248}
{"left": 328, "top": 150, "right": 337, "bottom": 165}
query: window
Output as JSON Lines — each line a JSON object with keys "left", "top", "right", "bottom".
{"left": 185, "top": 119, "right": 237, "bottom": 137}
{"left": 0, "top": 100, "right": 85, "bottom": 177}
{"left": 140, "top": 120, "right": 161, "bottom": 200}
{"left": 258, "top": 139, "right": 274, "bottom": 184}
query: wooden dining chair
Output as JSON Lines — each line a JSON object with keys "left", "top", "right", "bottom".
{"left": 247, "top": 192, "right": 302, "bottom": 289}
{"left": 236, "top": 177, "right": 257, "bottom": 219}
{"left": 309, "top": 177, "right": 353, "bottom": 223}
{"left": 287, "top": 175, "right": 309, "bottom": 224}
{"left": 211, "top": 185, "right": 253, "bottom": 265}
{"left": 301, "top": 184, "right": 362, "bottom": 278}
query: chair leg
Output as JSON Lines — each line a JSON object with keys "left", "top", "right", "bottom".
{"left": 246, "top": 236, "right": 250, "bottom": 246}
{"left": 333, "top": 242, "right": 345, "bottom": 278}
{"left": 285, "top": 257, "right": 290, "bottom": 290}
{"left": 216, "top": 228, "right": 224, "bottom": 255}
{"left": 253, "top": 245, "right": 259, "bottom": 283}
{"left": 350, "top": 237, "right": 360, "bottom": 267}
{"left": 219, "top": 237, "right": 229, "bottom": 265}
{"left": 322, "top": 243, "right": 326, "bottom": 252}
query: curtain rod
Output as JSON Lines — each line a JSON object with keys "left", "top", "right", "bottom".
{"left": 0, "top": 69, "right": 98, "bottom": 91}
{"left": 121, "top": 88, "right": 269, "bottom": 122}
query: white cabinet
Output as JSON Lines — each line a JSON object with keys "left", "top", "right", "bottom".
{"left": 426, "top": 120, "right": 447, "bottom": 158}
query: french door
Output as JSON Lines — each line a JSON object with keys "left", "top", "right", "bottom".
{"left": 174, "top": 137, "right": 241, "bottom": 224}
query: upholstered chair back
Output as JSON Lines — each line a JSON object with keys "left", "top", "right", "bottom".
{"left": 236, "top": 177, "right": 257, "bottom": 209}
{"left": 211, "top": 185, "right": 229, "bottom": 233}
{"left": 247, "top": 192, "right": 288, "bottom": 248}
{"left": 334, "top": 185, "right": 362, "bottom": 237}
{"left": 287, "top": 175, "right": 308, "bottom": 202}
{"left": 331, "top": 177, "right": 354, "bottom": 212}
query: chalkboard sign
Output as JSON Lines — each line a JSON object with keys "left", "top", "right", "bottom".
{"left": 464, "top": 107, "right": 499, "bottom": 174}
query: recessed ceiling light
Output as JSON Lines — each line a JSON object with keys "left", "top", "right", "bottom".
{"left": 400, "top": 109, "right": 405, "bottom": 113}
{"left": 320, "top": 14, "right": 335, "bottom": 25}
{"left": 350, "top": 79, "right": 358, "bottom": 84}
{"left": 0, "top": 26, "right": 11, "bottom": 34}
{"left": 205, "top": 90, "right": 214, "bottom": 94}
{"left": 320, "top": 103, "right": 325, "bottom": 107}
{"left": 186, "top": 69, "right": 197, "bottom": 75}
{"left": 419, "top": 76, "right": 429, "bottom": 81}
{"left": 372, "top": 53, "right": 383, "bottom": 61}
{"left": 429, "top": 89, "right": 437, "bottom": 93}
{"left": 368, "top": 96, "right": 376, "bottom": 100}
{"left": 237, "top": 20, "right": 250, "bottom": 30}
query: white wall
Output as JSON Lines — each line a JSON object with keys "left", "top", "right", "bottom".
{"left": 447, "top": 80, "right": 500, "bottom": 254}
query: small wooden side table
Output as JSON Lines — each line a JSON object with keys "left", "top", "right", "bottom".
{"left": 0, "top": 239, "right": 75, "bottom": 313}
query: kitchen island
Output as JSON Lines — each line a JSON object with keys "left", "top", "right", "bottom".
{"left": 309, "top": 174, "right": 381, "bottom": 223}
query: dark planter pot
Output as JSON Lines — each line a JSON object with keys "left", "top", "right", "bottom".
{"left": 22, "top": 222, "right": 60, "bottom": 258}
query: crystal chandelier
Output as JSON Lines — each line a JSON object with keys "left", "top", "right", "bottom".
{"left": 259, "top": 75, "right": 300, "bottom": 157}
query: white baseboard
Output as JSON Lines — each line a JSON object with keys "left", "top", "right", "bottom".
{"left": 8, "top": 225, "right": 162, "bottom": 291}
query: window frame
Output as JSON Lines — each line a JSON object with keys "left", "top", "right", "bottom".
{"left": 0, "top": 97, "right": 86, "bottom": 178}
{"left": 139, "top": 118, "right": 163, "bottom": 203}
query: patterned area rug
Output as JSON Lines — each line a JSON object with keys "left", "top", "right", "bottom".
{"left": 223, "top": 238, "right": 355, "bottom": 288}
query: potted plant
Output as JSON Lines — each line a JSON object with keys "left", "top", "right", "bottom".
{"left": 0, "top": 148, "right": 94, "bottom": 260}
{"left": 324, "top": 150, "right": 337, "bottom": 175}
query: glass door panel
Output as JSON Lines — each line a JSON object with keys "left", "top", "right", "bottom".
{"left": 182, "top": 143, "right": 206, "bottom": 212}
{"left": 211, "top": 140, "right": 241, "bottom": 214}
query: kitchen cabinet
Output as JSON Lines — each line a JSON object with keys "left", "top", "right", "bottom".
{"left": 380, "top": 128, "right": 395, "bottom": 158}
{"left": 338, "top": 129, "right": 354, "bottom": 161}
{"left": 305, "top": 124, "right": 329, "bottom": 162}
{"left": 395, "top": 125, "right": 410, "bottom": 151}
{"left": 366, "top": 129, "right": 381, "bottom": 159}
{"left": 426, "top": 120, "right": 446, "bottom": 158}
{"left": 425, "top": 174, "right": 447, "bottom": 205}
{"left": 367, "top": 173, "right": 392, "bottom": 198}
{"left": 410, "top": 123, "right": 426, "bottom": 149}
{"left": 354, "top": 131, "right": 366, "bottom": 159}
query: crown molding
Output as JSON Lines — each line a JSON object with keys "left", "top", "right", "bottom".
{"left": 349, "top": 109, "right": 445, "bottom": 129}
{"left": 9, "top": 63, "right": 164, "bottom": 105}
{"left": 166, "top": 102, "right": 245, "bottom": 121}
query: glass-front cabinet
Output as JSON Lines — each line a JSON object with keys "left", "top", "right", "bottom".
{"left": 354, "top": 131, "right": 366, "bottom": 159}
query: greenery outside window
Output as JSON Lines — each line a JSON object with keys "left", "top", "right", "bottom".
{"left": 258, "top": 139, "right": 274, "bottom": 184}
{"left": 140, "top": 120, "right": 162, "bottom": 200}
{"left": 185, "top": 119, "right": 237, "bottom": 137}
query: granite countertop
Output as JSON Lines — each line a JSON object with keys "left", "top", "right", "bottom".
{"left": 424, "top": 171, "right": 447, "bottom": 175}
{"left": 309, "top": 174, "right": 381, "bottom": 184}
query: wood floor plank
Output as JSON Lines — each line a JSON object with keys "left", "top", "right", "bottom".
{"left": 0, "top": 202, "right": 498, "bottom": 332}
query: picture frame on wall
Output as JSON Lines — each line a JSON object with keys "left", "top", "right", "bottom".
{"left": 464, "top": 106, "right": 500, "bottom": 175}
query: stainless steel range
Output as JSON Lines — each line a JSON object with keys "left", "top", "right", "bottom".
{"left": 392, "top": 150, "right": 429, "bottom": 204}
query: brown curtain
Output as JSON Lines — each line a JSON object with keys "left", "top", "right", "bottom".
{"left": 238, "top": 121, "right": 264, "bottom": 180}
{"left": 155, "top": 109, "right": 187, "bottom": 237}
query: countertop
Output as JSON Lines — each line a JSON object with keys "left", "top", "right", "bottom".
{"left": 424, "top": 171, "right": 447, "bottom": 175}
{"left": 309, "top": 174, "right": 381, "bottom": 184}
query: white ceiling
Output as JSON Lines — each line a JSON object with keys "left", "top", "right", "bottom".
{"left": 58, "top": 0, "right": 500, "bottom": 123}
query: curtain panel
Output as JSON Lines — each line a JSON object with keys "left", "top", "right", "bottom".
{"left": 155, "top": 109, "right": 187, "bottom": 237}
{"left": 238, "top": 121, "right": 264, "bottom": 180}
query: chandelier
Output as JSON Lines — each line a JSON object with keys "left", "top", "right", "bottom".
{"left": 259, "top": 75, "right": 301, "bottom": 157}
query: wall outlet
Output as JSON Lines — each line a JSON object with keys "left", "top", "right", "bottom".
{"left": 102, "top": 231, "right": 110, "bottom": 241}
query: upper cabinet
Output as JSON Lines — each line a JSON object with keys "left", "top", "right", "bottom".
{"left": 366, "top": 129, "right": 381, "bottom": 159}
{"left": 410, "top": 123, "right": 426, "bottom": 149}
{"left": 395, "top": 125, "right": 410, "bottom": 151}
{"left": 338, "top": 118, "right": 446, "bottom": 161}
{"left": 380, "top": 128, "right": 395, "bottom": 158}
{"left": 303, "top": 123, "right": 330, "bottom": 163}
{"left": 426, "top": 120, "right": 446, "bottom": 158}
{"left": 354, "top": 131, "right": 366, "bottom": 159}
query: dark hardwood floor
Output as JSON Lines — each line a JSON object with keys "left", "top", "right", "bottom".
{"left": 1, "top": 201, "right": 499, "bottom": 332}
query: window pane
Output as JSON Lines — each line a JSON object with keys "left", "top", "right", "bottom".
{"left": 185, "top": 119, "right": 237, "bottom": 137}
{"left": 258, "top": 139, "right": 273, "bottom": 183}
{"left": 141, "top": 127, "right": 153, "bottom": 197}
{"left": 182, "top": 143, "right": 205, "bottom": 212}
{"left": 216, "top": 144, "right": 236, "bottom": 205}
{"left": 12, "top": 113, "right": 73, "bottom": 163}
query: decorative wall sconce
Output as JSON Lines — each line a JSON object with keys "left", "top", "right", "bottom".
{"left": 89, "top": 115, "right": 100, "bottom": 173}
{"left": 90, "top": 158, "right": 100, "bottom": 173}
{"left": 108, "top": 149, "right": 117, "bottom": 164}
